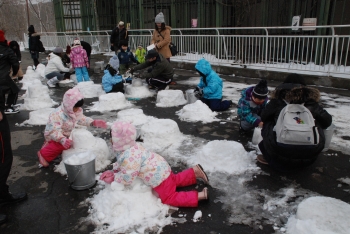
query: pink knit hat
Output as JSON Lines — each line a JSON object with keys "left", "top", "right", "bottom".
{"left": 111, "top": 121, "right": 137, "bottom": 152}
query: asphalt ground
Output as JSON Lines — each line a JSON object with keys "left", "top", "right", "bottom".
{"left": 0, "top": 51, "right": 349, "bottom": 234}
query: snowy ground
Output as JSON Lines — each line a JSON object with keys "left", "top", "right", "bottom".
{"left": 12, "top": 62, "right": 350, "bottom": 234}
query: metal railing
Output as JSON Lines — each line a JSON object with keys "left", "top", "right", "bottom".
{"left": 25, "top": 25, "right": 350, "bottom": 78}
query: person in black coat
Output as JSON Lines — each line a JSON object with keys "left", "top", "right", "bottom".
{"left": 28, "top": 25, "right": 41, "bottom": 68}
{"left": 0, "top": 30, "right": 20, "bottom": 114}
{"left": 0, "top": 88, "right": 27, "bottom": 224}
{"left": 8, "top": 40, "right": 24, "bottom": 81}
{"left": 258, "top": 74, "right": 332, "bottom": 171}
{"left": 110, "top": 21, "right": 129, "bottom": 53}
{"left": 80, "top": 40, "right": 91, "bottom": 66}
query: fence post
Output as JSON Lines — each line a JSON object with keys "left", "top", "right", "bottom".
{"left": 328, "top": 27, "right": 335, "bottom": 76}
{"left": 265, "top": 28, "right": 268, "bottom": 69}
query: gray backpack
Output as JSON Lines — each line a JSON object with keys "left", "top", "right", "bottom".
{"left": 274, "top": 101, "right": 319, "bottom": 145}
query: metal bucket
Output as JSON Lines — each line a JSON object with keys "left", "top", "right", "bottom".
{"left": 185, "top": 89, "right": 198, "bottom": 104}
{"left": 322, "top": 123, "right": 336, "bottom": 152}
{"left": 64, "top": 153, "right": 96, "bottom": 190}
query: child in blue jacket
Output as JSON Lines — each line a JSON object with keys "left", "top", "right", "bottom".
{"left": 102, "top": 55, "right": 124, "bottom": 93}
{"left": 237, "top": 79, "right": 268, "bottom": 131}
{"left": 117, "top": 40, "right": 139, "bottom": 75}
{"left": 194, "top": 58, "right": 232, "bottom": 111}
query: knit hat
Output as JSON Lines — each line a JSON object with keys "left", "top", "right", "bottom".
{"left": 109, "top": 54, "right": 120, "bottom": 71}
{"left": 118, "top": 21, "right": 124, "bottom": 26}
{"left": 28, "top": 25, "right": 35, "bottom": 33}
{"left": 111, "top": 121, "right": 137, "bottom": 152}
{"left": 252, "top": 79, "right": 268, "bottom": 99}
{"left": 0, "top": 30, "right": 5, "bottom": 42}
{"left": 284, "top": 73, "right": 306, "bottom": 86}
{"left": 145, "top": 49, "right": 158, "bottom": 59}
{"left": 119, "top": 40, "right": 128, "bottom": 47}
{"left": 52, "top": 46, "right": 64, "bottom": 53}
{"left": 73, "top": 39, "right": 81, "bottom": 45}
{"left": 155, "top": 12, "right": 165, "bottom": 23}
{"left": 138, "top": 44, "right": 143, "bottom": 47}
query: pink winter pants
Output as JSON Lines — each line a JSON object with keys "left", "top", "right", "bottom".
{"left": 39, "top": 141, "right": 66, "bottom": 162}
{"left": 153, "top": 168, "right": 198, "bottom": 207}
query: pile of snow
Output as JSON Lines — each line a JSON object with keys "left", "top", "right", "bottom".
{"left": 156, "top": 90, "right": 187, "bottom": 107}
{"left": 86, "top": 179, "right": 179, "bottom": 233}
{"left": 116, "top": 108, "right": 155, "bottom": 127}
{"left": 21, "top": 108, "right": 54, "bottom": 126}
{"left": 189, "top": 140, "right": 257, "bottom": 174}
{"left": 89, "top": 93, "right": 132, "bottom": 112}
{"left": 58, "top": 79, "right": 75, "bottom": 88}
{"left": 20, "top": 73, "right": 42, "bottom": 90}
{"left": 141, "top": 119, "right": 184, "bottom": 152}
{"left": 124, "top": 83, "right": 154, "bottom": 99}
{"left": 34, "top": 64, "right": 46, "bottom": 78}
{"left": 55, "top": 129, "right": 111, "bottom": 175}
{"left": 76, "top": 81, "right": 105, "bottom": 98}
{"left": 21, "top": 84, "right": 57, "bottom": 110}
{"left": 176, "top": 100, "right": 218, "bottom": 123}
{"left": 64, "top": 151, "right": 96, "bottom": 165}
{"left": 286, "top": 196, "right": 350, "bottom": 234}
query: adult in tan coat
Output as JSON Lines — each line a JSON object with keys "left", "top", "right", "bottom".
{"left": 151, "top": 12, "right": 172, "bottom": 61}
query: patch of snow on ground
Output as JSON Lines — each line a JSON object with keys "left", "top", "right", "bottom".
{"left": 176, "top": 100, "right": 218, "bottom": 123}
{"left": 338, "top": 177, "right": 350, "bottom": 185}
{"left": 88, "top": 92, "right": 132, "bottom": 112}
{"left": 21, "top": 84, "right": 57, "bottom": 110}
{"left": 124, "top": 83, "right": 154, "bottom": 99}
{"left": 156, "top": 90, "right": 188, "bottom": 107}
{"left": 21, "top": 108, "right": 54, "bottom": 126}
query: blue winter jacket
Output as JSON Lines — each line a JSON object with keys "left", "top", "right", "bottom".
{"left": 195, "top": 58, "right": 223, "bottom": 99}
{"left": 117, "top": 47, "right": 138, "bottom": 65}
{"left": 237, "top": 86, "right": 268, "bottom": 126}
{"left": 102, "top": 70, "right": 123, "bottom": 92}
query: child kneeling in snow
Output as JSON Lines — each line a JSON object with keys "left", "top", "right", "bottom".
{"left": 102, "top": 55, "right": 124, "bottom": 93}
{"left": 100, "top": 121, "right": 209, "bottom": 207}
{"left": 37, "top": 87, "right": 107, "bottom": 167}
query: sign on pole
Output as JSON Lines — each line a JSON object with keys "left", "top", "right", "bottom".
{"left": 291, "top": 16, "right": 300, "bottom": 30}
{"left": 302, "top": 18, "right": 317, "bottom": 31}
{"left": 191, "top": 19, "right": 198, "bottom": 28}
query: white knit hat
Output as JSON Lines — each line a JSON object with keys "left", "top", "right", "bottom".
{"left": 73, "top": 39, "right": 81, "bottom": 45}
{"left": 155, "top": 12, "right": 165, "bottom": 23}
{"left": 118, "top": 21, "right": 124, "bottom": 26}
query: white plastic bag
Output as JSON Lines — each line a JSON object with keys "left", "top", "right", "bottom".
{"left": 252, "top": 127, "right": 263, "bottom": 145}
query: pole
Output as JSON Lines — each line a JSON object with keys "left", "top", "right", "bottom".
{"left": 26, "top": 0, "right": 30, "bottom": 27}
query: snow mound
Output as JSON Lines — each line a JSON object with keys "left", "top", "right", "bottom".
{"left": 21, "top": 108, "right": 54, "bottom": 126}
{"left": 156, "top": 90, "right": 187, "bottom": 107}
{"left": 116, "top": 108, "right": 155, "bottom": 127}
{"left": 176, "top": 100, "right": 218, "bottom": 123}
{"left": 286, "top": 196, "right": 350, "bottom": 234}
{"left": 189, "top": 140, "right": 257, "bottom": 174}
{"left": 86, "top": 179, "right": 178, "bottom": 233}
{"left": 89, "top": 92, "right": 132, "bottom": 112}
{"left": 54, "top": 129, "right": 111, "bottom": 175}
{"left": 141, "top": 119, "right": 184, "bottom": 152}
{"left": 35, "top": 64, "right": 46, "bottom": 78}
{"left": 124, "top": 83, "right": 154, "bottom": 99}
{"left": 20, "top": 75, "right": 42, "bottom": 90}
{"left": 21, "top": 84, "right": 57, "bottom": 110}
{"left": 76, "top": 81, "right": 105, "bottom": 98}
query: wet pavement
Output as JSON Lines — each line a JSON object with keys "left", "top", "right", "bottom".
{"left": 1, "top": 52, "right": 350, "bottom": 234}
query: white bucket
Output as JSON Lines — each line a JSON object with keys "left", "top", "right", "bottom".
{"left": 322, "top": 123, "right": 336, "bottom": 152}
{"left": 64, "top": 151, "right": 96, "bottom": 190}
{"left": 95, "top": 61, "right": 104, "bottom": 70}
{"left": 94, "top": 66, "right": 101, "bottom": 74}
{"left": 185, "top": 89, "right": 198, "bottom": 104}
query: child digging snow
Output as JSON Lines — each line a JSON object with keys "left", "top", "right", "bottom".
{"left": 102, "top": 54, "right": 124, "bottom": 93}
{"left": 99, "top": 121, "right": 209, "bottom": 207}
{"left": 37, "top": 88, "right": 107, "bottom": 167}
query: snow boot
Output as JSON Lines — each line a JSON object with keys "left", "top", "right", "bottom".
{"left": 193, "top": 164, "right": 209, "bottom": 184}
{"left": 256, "top": 154, "right": 268, "bottom": 165}
{"left": 198, "top": 187, "right": 208, "bottom": 201}
{"left": 47, "top": 77, "right": 59, "bottom": 88}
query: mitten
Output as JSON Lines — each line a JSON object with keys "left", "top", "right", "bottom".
{"left": 194, "top": 87, "right": 203, "bottom": 99}
{"left": 99, "top": 170, "right": 115, "bottom": 184}
{"left": 92, "top": 119, "right": 107, "bottom": 129}
{"left": 61, "top": 138, "right": 73, "bottom": 149}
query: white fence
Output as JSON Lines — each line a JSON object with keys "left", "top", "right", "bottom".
{"left": 27, "top": 25, "right": 350, "bottom": 78}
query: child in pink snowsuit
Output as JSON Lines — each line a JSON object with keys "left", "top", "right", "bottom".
{"left": 37, "top": 87, "right": 107, "bottom": 167}
{"left": 99, "top": 121, "right": 209, "bottom": 207}
{"left": 70, "top": 39, "right": 90, "bottom": 82}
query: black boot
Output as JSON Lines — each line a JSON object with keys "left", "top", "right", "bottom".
{"left": 0, "top": 214, "right": 7, "bottom": 224}
{"left": 0, "top": 192, "right": 27, "bottom": 206}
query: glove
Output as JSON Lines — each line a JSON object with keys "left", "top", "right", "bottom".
{"left": 99, "top": 170, "right": 115, "bottom": 184}
{"left": 92, "top": 119, "right": 107, "bottom": 129}
{"left": 61, "top": 138, "right": 73, "bottom": 149}
{"left": 194, "top": 87, "right": 203, "bottom": 99}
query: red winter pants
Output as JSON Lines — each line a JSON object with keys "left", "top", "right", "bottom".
{"left": 153, "top": 168, "right": 198, "bottom": 207}
{"left": 39, "top": 141, "right": 66, "bottom": 162}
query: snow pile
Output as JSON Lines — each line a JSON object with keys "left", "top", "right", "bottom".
{"left": 34, "top": 64, "right": 46, "bottom": 78}
{"left": 76, "top": 81, "right": 105, "bottom": 98}
{"left": 89, "top": 93, "right": 132, "bottom": 112}
{"left": 286, "top": 196, "right": 350, "bottom": 234}
{"left": 55, "top": 129, "right": 111, "bottom": 175}
{"left": 156, "top": 90, "right": 187, "bottom": 107}
{"left": 124, "top": 83, "right": 154, "bottom": 99}
{"left": 21, "top": 108, "right": 54, "bottom": 125}
{"left": 86, "top": 179, "right": 180, "bottom": 233}
{"left": 176, "top": 100, "right": 218, "bottom": 123}
{"left": 192, "top": 210, "right": 202, "bottom": 222}
{"left": 141, "top": 119, "right": 185, "bottom": 152}
{"left": 116, "top": 108, "right": 155, "bottom": 127}
{"left": 64, "top": 151, "right": 96, "bottom": 165}
{"left": 58, "top": 79, "right": 75, "bottom": 88}
{"left": 21, "top": 84, "right": 57, "bottom": 110}
{"left": 20, "top": 73, "right": 42, "bottom": 90}
{"left": 189, "top": 140, "right": 257, "bottom": 174}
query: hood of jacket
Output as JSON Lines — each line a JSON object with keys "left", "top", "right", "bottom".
{"left": 61, "top": 88, "right": 84, "bottom": 121}
{"left": 195, "top": 58, "right": 212, "bottom": 76}
{"left": 270, "top": 82, "right": 320, "bottom": 103}
{"left": 111, "top": 121, "right": 137, "bottom": 152}
{"left": 71, "top": 45, "right": 83, "bottom": 54}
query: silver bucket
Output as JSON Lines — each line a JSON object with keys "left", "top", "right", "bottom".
{"left": 185, "top": 89, "right": 198, "bottom": 104}
{"left": 322, "top": 123, "right": 336, "bottom": 152}
{"left": 64, "top": 155, "right": 96, "bottom": 190}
